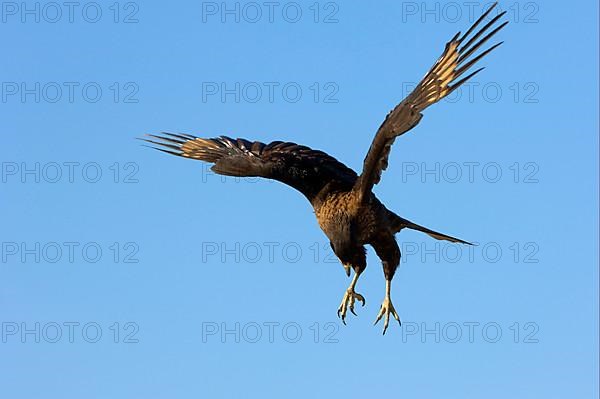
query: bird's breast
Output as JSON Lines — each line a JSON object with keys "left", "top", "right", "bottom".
{"left": 314, "top": 192, "right": 352, "bottom": 229}
{"left": 313, "top": 191, "right": 379, "bottom": 241}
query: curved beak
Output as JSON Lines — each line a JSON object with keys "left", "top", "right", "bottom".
{"left": 343, "top": 263, "right": 351, "bottom": 277}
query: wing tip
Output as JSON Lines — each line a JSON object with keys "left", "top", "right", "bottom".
{"left": 139, "top": 134, "right": 187, "bottom": 157}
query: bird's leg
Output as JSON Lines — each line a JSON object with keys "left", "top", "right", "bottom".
{"left": 374, "top": 279, "right": 401, "bottom": 335}
{"left": 337, "top": 269, "right": 366, "bottom": 324}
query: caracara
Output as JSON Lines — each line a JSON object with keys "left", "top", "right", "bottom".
{"left": 143, "top": 3, "right": 507, "bottom": 334}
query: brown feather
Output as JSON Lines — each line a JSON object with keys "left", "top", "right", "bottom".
{"left": 353, "top": 3, "right": 507, "bottom": 201}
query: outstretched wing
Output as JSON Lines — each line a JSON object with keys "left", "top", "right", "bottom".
{"left": 143, "top": 133, "right": 357, "bottom": 202}
{"left": 354, "top": 2, "right": 508, "bottom": 201}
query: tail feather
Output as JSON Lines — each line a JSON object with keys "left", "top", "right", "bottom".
{"left": 392, "top": 215, "right": 472, "bottom": 245}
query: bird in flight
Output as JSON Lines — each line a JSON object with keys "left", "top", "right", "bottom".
{"left": 143, "top": 3, "right": 508, "bottom": 334}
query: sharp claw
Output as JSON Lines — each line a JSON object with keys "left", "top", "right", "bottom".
{"left": 374, "top": 311, "right": 384, "bottom": 325}
{"left": 374, "top": 297, "right": 400, "bottom": 334}
{"left": 356, "top": 294, "right": 366, "bottom": 306}
{"left": 338, "top": 288, "right": 366, "bottom": 324}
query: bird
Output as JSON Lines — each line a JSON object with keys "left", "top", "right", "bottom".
{"left": 142, "top": 3, "right": 508, "bottom": 334}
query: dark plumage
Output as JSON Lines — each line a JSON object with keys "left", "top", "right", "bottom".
{"left": 143, "top": 4, "right": 507, "bottom": 334}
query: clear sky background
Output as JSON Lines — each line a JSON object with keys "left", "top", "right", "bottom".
{"left": 1, "top": 1, "right": 598, "bottom": 398}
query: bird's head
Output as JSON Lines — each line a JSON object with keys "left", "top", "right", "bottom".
{"left": 330, "top": 240, "right": 353, "bottom": 275}
{"left": 342, "top": 263, "right": 352, "bottom": 276}
{"left": 330, "top": 230, "right": 366, "bottom": 277}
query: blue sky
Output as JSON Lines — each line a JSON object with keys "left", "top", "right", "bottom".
{"left": 1, "top": 1, "right": 598, "bottom": 398}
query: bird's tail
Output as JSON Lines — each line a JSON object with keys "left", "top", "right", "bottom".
{"left": 390, "top": 213, "right": 472, "bottom": 245}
